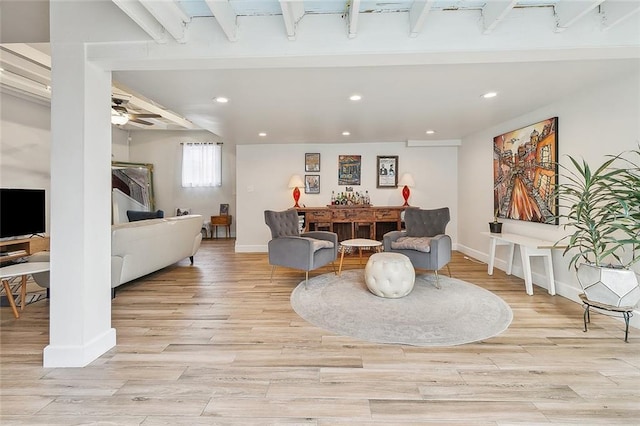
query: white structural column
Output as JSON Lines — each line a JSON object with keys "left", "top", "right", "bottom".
{"left": 44, "top": 41, "right": 115, "bottom": 367}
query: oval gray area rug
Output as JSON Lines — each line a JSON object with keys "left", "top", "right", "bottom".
{"left": 291, "top": 270, "right": 513, "bottom": 346}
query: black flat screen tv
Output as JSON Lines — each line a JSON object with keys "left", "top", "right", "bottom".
{"left": 0, "top": 188, "right": 46, "bottom": 239}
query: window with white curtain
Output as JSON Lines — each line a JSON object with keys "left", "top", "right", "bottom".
{"left": 181, "top": 142, "right": 222, "bottom": 187}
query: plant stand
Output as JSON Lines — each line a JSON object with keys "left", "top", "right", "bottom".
{"left": 579, "top": 293, "right": 634, "bottom": 342}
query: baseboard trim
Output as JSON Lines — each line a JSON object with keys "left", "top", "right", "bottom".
{"left": 43, "top": 328, "right": 116, "bottom": 368}
{"left": 235, "top": 244, "right": 267, "bottom": 253}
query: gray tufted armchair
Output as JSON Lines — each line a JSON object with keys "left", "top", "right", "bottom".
{"left": 264, "top": 209, "right": 338, "bottom": 287}
{"left": 383, "top": 207, "right": 452, "bottom": 288}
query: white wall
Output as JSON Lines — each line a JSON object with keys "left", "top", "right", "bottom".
{"left": 236, "top": 141, "right": 459, "bottom": 251}
{"left": 111, "top": 126, "right": 130, "bottom": 162}
{"left": 1, "top": 92, "right": 51, "bottom": 232}
{"left": 128, "top": 130, "right": 235, "bottom": 228}
{"left": 457, "top": 72, "right": 640, "bottom": 325}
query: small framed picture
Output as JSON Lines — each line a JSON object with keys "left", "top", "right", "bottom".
{"left": 377, "top": 155, "right": 398, "bottom": 188}
{"left": 219, "top": 203, "right": 229, "bottom": 215}
{"left": 305, "top": 153, "right": 320, "bottom": 172}
{"left": 305, "top": 175, "right": 320, "bottom": 194}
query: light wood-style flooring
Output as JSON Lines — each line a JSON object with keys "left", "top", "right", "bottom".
{"left": 1, "top": 239, "right": 639, "bottom": 425}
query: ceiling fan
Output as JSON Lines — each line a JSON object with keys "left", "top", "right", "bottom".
{"left": 111, "top": 97, "right": 162, "bottom": 126}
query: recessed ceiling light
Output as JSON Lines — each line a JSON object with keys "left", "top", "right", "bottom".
{"left": 482, "top": 92, "right": 497, "bottom": 98}
{"left": 426, "top": 130, "right": 436, "bottom": 135}
{"left": 349, "top": 94, "right": 362, "bottom": 101}
{"left": 342, "top": 131, "right": 351, "bottom": 136}
{"left": 258, "top": 132, "right": 267, "bottom": 137}
{"left": 214, "top": 96, "right": 229, "bottom": 103}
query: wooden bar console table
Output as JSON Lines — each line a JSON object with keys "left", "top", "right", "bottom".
{"left": 297, "top": 206, "right": 405, "bottom": 242}
{"left": 482, "top": 232, "right": 564, "bottom": 296}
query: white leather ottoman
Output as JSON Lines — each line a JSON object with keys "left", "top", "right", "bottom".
{"left": 364, "top": 252, "right": 415, "bottom": 298}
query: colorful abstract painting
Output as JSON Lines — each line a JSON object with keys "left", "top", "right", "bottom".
{"left": 493, "top": 117, "right": 558, "bottom": 224}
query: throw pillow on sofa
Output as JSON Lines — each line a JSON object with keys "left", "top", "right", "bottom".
{"left": 126, "top": 209, "right": 164, "bottom": 222}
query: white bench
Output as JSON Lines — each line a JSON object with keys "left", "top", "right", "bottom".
{"left": 482, "top": 232, "right": 564, "bottom": 296}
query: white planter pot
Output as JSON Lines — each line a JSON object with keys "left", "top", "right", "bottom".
{"left": 577, "top": 263, "right": 640, "bottom": 308}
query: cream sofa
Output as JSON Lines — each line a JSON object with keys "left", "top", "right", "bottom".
{"left": 29, "top": 214, "right": 203, "bottom": 297}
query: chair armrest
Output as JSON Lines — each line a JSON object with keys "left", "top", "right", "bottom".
{"left": 429, "top": 234, "right": 452, "bottom": 267}
{"left": 383, "top": 230, "right": 407, "bottom": 251}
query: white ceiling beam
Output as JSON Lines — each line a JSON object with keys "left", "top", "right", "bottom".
{"left": 407, "top": 139, "right": 462, "bottom": 147}
{"left": 554, "top": 0, "right": 605, "bottom": 32}
{"left": 204, "top": 0, "right": 239, "bottom": 42}
{"left": 409, "top": 0, "right": 435, "bottom": 38}
{"left": 348, "top": 0, "right": 361, "bottom": 39}
{"left": 600, "top": 0, "right": 640, "bottom": 31}
{"left": 0, "top": 48, "right": 51, "bottom": 83}
{"left": 279, "top": 0, "right": 305, "bottom": 41}
{"left": 1, "top": 43, "right": 51, "bottom": 68}
{"left": 112, "top": 0, "right": 167, "bottom": 43}
{"left": 482, "top": 0, "right": 517, "bottom": 34}
{"left": 138, "top": 0, "right": 190, "bottom": 43}
{"left": 0, "top": 69, "right": 51, "bottom": 100}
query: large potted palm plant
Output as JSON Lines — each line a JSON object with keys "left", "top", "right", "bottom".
{"left": 557, "top": 146, "right": 640, "bottom": 307}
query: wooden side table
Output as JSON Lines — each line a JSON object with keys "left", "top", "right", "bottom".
{"left": 210, "top": 215, "right": 232, "bottom": 238}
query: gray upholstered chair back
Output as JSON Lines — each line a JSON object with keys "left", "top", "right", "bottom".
{"left": 264, "top": 209, "right": 301, "bottom": 238}
{"left": 404, "top": 207, "right": 450, "bottom": 237}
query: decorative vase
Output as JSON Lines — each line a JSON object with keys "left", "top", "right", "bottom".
{"left": 489, "top": 221, "right": 502, "bottom": 233}
{"left": 577, "top": 263, "right": 640, "bottom": 307}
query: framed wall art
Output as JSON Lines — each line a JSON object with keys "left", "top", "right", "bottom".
{"left": 493, "top": 116, "right": 558, "bottom": 224}
{"left": 219, "top": 203, "right": 229, "bottom": 215}
{"left": 377, "top": 155, "right": 398, "bottom": 188}
{"left": 338, "top": 155, "right": 361, "bottom": 185}
{"left": 305, "top": 153, "right": 320, "bottom": 172}
{"left": 305, "top": 175, "right": 320, "bottom": 194}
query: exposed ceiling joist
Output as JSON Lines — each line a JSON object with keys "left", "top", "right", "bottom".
{"left": 554, "top": 0, "right": 605, "bottom": 32}
{"left": 1, "top": 43, "right": 51, "bottom": 68}
{"left": 139, "top": 0, "right": 190, "bottom": 43}
{"left": 204, "top": 0, "right": 239, "bottom": 42}
{"left": 0, "top": 47, "right": 51, "bottom": 84}
{"left": 601, "top": 0, "right": 640, "bottom": 31}
{"left": 279, "top": 0, "right": 306, "bottom": 41}
{"left": 409, "top": 0, "right": 435, "bottom": 38}
{"left": 112, "top": 0, "right": 167, "bottom": 43}
{"left": 348, "top": 0, "right": 361, "bottom": 39}
{"left": 482, "top": 0, "right": 518, "bottom": 34}
{"left": 0, "top": 70, "right": 50, "bottom": 101}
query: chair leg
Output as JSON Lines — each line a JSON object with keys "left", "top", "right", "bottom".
{"left": 446, "top": 264, "right": 452, "bottom": 277}
{"left": 2, "top": 279, "right": 19, "bottom": 319}
{"left": 331, "top": 261, "right": 337, "bottom": 275}
{"left": 433, "top": 270, "right": 441, "bottom": 289}
{"left": 270, "top": 265, "right": 276, "bottom": 283}
{"left": 305, "top": 271, "right": 309, "bottom": 289}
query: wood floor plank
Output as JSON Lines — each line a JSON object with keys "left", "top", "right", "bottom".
{"left": 1, "top": 239, "right": 639, "bottom": 424}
